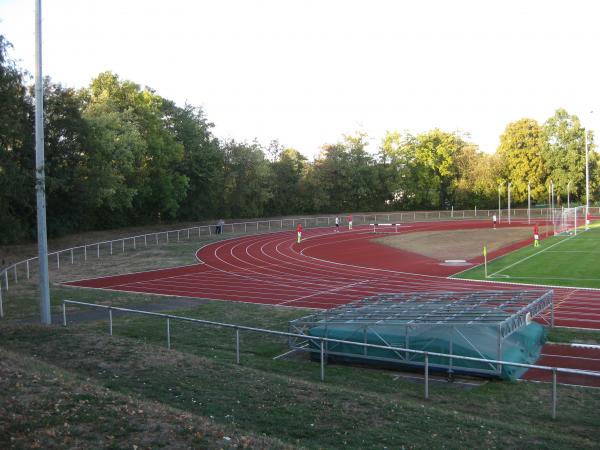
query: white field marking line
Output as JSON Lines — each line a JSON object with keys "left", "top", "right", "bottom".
{"left": 545, "top": 250, "right": 600, "bottom": 253}
{"left": 60, "top": 283, "right": 325, "bottom": 311}
{"left": 456, "top": 273, "right": 600, "bottom": 292}
{"left": 232, "top": 235, "right": 346, "bottom": 289}
{"left": 488, "top": 275, "right": 600, "bottom": 282}
{"left": 204, "top": 234, "right": 339, "bottom": 292}
{"left": 278, "top": 278, "right": 376, "bottom": 305}
{"left": 61, "top": 262, "right": 204, "bottom": 285}
{"left": 129, "top": 279, "right": 317, "bottom": 298}
{"left": 539, "top": 354, "right": 600, "bottom": 362}
{"left": 257, "top": 237, "right": 364, "bottom": 287}
{"left": 489, "top": 233, "right": 578, "bottom": 278}
{"left": 571, "top": 343, "right": 600, "bottom": 350}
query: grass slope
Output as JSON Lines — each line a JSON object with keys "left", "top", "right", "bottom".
{"left": 2, "top": 301, "right": 600, "bottom": 449}
{"left": 454, "top": 223, "right": 600, "bottom": 289}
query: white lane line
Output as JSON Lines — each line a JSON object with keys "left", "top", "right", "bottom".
{"left": 490, "top": 234, "right": 577, "bottom": 277}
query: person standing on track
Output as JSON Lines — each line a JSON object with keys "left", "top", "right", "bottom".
{"left": 335, "top": 216, "right": 340, "bottom": 232}
{"left": 492, "top": 214, "right": 497, "bottom": 229}
{"left": 533, "top": 223, "right": 540, "bottom": 247}
{"left": 297, "top": 223, "right": 302, "bottom": 244}
{"left": 348, "top": 214, "right": 353, "bottom": 230}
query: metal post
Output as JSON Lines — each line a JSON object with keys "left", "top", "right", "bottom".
{"left": 56, "top": 252, "right": 59, "bottom": 270}
{"left": 187, "top": 229, "right": 190, "bottom": 239}
{"left": 166, "top": 232, "right": 169, "bottom": 244}
{"left": 585, "top": 126, "right": 589, "bottom": 229}
{"left": 552, "top": 368, "right": 557, "bottom": 419}
{"left": 35, "top": 0, "right": 51, "bottom": 325}
{"left": 122, "top": 239, "right": 125, "bottom": 253}
{"left": 475, "top": 206, "right": 477, "bottom": 216}
{"left": 4, "top": 270, "right": 8, "bottom": 290}
{"left": 109, "top": 308, "right": 113, "bottom": 336}
{"left": 84, "top": 245, "right": 87, "bottom": 261}
{"left": 14, "top": 264, "right": 18, "bottom": 282}
{"left": 97, "top": 244, "right": 100, "bottom": 258}
{"left": 424, "top": 353, "right": 429, "bottom": 399}
{"left": 498, "top": 185, "right": 501, "bottom": 224}
{"left": 235, "top": 328, "right": 240, "bottom": 364}
{"left": 26, "top": 260, "right": 30, "bottom": 279}
{"left": 62, "top": 302, "right": 66, "bottom": 326}
{"left": 567, "top": 181, "right": 571, "bottom": 210}
{"left": 167, "top": 318, "right": 171, "bottom": 349}
{"left": 508, "top": 182, "right": 512, "bottom": 224}
{"left": 156, "top": 234, "right": 159, "bottom": 245}
{"left": 133, "top": 237, "right": 136, "bottom": 249}
{"left": 71, "top": 248, "right": 74, "bottom": 263}
{"left": 320, "top": 340, "right": 325, "bottom": 381}
{"left": 144, "top": 235, "right": 147, "bottom": 247}
{"left": 0, "top": 287, "right": 3, "bottom": 318}
{"left": 528, "top": 183, "right": 531, "bottom": 225}
{"left": 551, "top": 298, "right": 554, "bottom": 327}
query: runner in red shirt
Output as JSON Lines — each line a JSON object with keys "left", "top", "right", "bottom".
{"left": 297, "top": 223, "right": 302, "bottom": 244}
{"left": 533, "top": 224, "right": 540, "bottom": 247}
{"left": 348, "top": 214, "right": 353, "bottom": 230}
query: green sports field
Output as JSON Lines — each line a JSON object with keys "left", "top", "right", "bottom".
{"left": 453, "top": 222, "right": 600, "bottom": 289}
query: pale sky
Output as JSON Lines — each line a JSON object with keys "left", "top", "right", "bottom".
{"left": 1, "top": 0, "right": 598, "bottom": 158}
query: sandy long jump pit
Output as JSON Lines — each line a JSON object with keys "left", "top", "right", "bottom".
{"left": 373, "top": 226, "right": 542, "bottom": 261}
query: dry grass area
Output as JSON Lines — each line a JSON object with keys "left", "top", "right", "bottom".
{"left": 0, "top": 346, "right": 290, "bottom": 449}
{"left": 374, "top": 226, "right": 550, "bottom": 261}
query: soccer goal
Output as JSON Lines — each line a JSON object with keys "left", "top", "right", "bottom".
{"left": 553, "top": 206, "right": 586, "bottom": 236}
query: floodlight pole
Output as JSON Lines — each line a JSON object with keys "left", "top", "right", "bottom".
{"left": 508, "top": 182, "right": 512, "bottom": 224}
{"left": 498, "top": 185, "right": 501, "bottom": 224}
{"left": 527, "top": 183, "right": 531, "bottom": 225}
{"left": 35, "top": 0, "right": 51, "bottom": 325}
{"left": 567, "top": 181, "right": 571, "bottom": 210}
{"left": 585, "top": 125, "right": 590, "bottom": 229}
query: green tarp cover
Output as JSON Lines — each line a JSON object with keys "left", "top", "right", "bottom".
{"left": 308, "top": 322, "right": 547, "bottom": 380}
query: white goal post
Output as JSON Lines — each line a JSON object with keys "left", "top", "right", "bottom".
{"left": 553, "top": 206, "right": 586, "bottom": 236}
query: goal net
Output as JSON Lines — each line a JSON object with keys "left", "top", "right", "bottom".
{"left": 553, "top": 206, "right": 586, "bottom": 236}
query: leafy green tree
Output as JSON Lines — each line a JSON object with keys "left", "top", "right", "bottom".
{"left": 542, "top": 109, "right": 587, "bottom": 205}
{"left": 267, "top": 147, "right": 308, "bottom": 215}
{"left": 0, "top": 35, "right": 35, "bottom": 243}
{"left": 42, "top": 80, "right": 93, "bottom": 234}
{"left": 497, "top": 118, "right": 546, "bottom": 203}
{"left": 221, "top": 140, "right": 272, "bottom": 218}
{"left": 84, "top": 72, "right": 188, "bottom": 223}
{"left": 379, "top": 131, "right": 435, "bottom": 209}
{"left": 165, "top": 102, "right": 223, "bottom": 221}
{"left": 309, "top": 133, "right": 380, "bottom": 212}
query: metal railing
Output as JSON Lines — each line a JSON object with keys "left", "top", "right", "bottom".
{"left": 2, "top": 207, "right": 598, "bottom": 318}
{"left": 62, "top": 300, "right": 600, "bottom": 420}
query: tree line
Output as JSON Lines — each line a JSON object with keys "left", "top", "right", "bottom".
{"left": 0, "top": 35, "right": 597, "bottom": 244}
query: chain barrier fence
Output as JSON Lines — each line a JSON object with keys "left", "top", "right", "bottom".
{"left": 62, "top": 300, "right": 600, "bottom": 420}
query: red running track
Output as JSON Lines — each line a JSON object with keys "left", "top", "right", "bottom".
{"left": 64, "top": 220, "right": 600, "bottom": 386}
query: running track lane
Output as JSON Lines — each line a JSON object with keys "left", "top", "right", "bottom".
{"left": 64, "top": 221, "right": 600, "bottom": 329}
{"left": 64, "top": 221, "right": 600, "bottom": 387}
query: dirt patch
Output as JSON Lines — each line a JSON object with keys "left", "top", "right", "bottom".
{"left": 373, "top": 226, "right": 548, "bottom": 261}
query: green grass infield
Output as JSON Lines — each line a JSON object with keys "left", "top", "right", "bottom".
{"left": 453, "top": 222, "right": 600, "bottom": 289}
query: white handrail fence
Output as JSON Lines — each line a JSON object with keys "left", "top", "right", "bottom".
{"left": 62, "top": 299, "right": 600, "bottom": 420}
{"left": 1, "top": 207, "right": 598, "bottom": 318}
